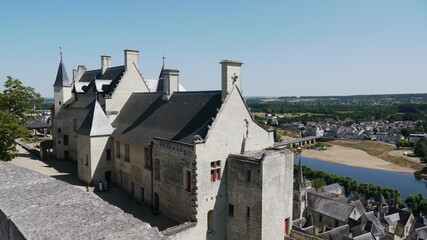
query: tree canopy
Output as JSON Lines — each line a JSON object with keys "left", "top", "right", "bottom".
{"left": 0, "top": 76, "right": 43, "bottom": 161}
{"left": 414, "top": 138, "right": 427, "bottom": 158}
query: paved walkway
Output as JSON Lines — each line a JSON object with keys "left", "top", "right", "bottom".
{"left": 11, "top": 145, "right": 177, "bottom": 231}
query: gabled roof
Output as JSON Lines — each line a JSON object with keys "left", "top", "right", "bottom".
{"left": 53, "top": 59, "right": 71, "bottom": 87}
{"left": 76, "top": 100, "right": 113, "bottom": 137}
{"left": 374, "top": 192, "right": 387, "bottom": 205}
{"left": 350, "top": 200, "right": 366, "bottom": 216}
{"left": 320, "top": 225, "right": 351, "bottom": 240}
{"left": 307, "top": 192, "right": 355, "bottom": 222}
{"left": 353, "top": 232, "right": 375, "bottom": 240}
{"left": 383, "top": 212, "right": 400, "bottom": 226}
{"left": 112, "top": 91, "right": 222, "bottom": 146}
{"left": 387, "top": 207, "right": 413, "bottom": 227}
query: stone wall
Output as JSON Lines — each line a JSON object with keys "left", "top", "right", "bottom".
{"left": 152, "top": 139, "right": 197, "bottom": 223}
{"left": 53, "top": 107, "right": 88, "bottom": 161}
{"left": 226, "top": 154, "right": 263, "bottom": 240}
{"left": 0, "top": 161, "right": 167, "bottom": 239}
{"left": 226, "top": 150, "right": 294, "bottom": 240}
{"left": 192, "top": 87, "right": 275, "bottom": 240}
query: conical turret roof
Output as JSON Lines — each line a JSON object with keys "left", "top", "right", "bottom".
{"left": 53, "top": 59, "right": 71, "bottom": 87}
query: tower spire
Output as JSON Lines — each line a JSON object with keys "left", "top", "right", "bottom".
{"left": 295, "top": 157, "right": 305, "bottom": 190}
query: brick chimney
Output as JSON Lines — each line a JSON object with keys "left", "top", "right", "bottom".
{"left": 220, "top": 60, "right": 243, "bottom": 100}
{"left": 162, "top": 69, "right": 179, "bottom": 100}
{"left": 101, "top": 55, "right": 111, "bottom": 74}
{"left": 124, "top": 50, "right": 139, "bottom": 70}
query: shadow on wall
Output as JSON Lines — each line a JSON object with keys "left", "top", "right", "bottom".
{"left": 207, "top": 164, "right": 228, "bottom": 240}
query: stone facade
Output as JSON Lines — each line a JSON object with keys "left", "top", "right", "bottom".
{"left": 52, "top": 50, "right": 294, "bottom": 240}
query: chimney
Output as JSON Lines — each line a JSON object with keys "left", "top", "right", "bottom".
{"left": 162, "top": 69, "right": 180, "bottom": 100}
{"left": 220, "top": 60, "right": 243, "bottom": 100}
{"left": 101, "top": 55, "right": 111, "bottom": 74}
{"left": 124, "top": 50, "right": 139, "bottom": 70}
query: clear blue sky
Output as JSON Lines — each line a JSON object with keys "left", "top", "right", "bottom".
{"left": 0, "top": 1, "right": 426, "bottom": 98}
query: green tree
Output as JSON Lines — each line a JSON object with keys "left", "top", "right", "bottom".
{"left": 273, "top": 129, "right": 282, "bottom": 142}
{"left": 414, "top": 138, "right": 427, "bottom": 158}
{"left": 0, "top": 76, "right": 43, "bottom": 161}
{"left": 311, "top": 178, "right": 326, "bottom": 189}
{"left": 400, "top": 128, "right": 412, "bottom": 140}
{"left": 405, "top": 193, "right": 427, "bottom": 216}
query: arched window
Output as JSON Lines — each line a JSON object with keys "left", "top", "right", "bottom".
{"left": 207, "top": 210, "right": 214, "bottom": 232}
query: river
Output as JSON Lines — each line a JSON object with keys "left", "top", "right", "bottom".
{"left": 294, "top": 155, "right": 427, "bottom": 199}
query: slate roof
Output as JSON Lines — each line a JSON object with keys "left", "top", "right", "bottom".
{"left": 26, "top": 121, "right": 50, "bottom": 129}
{"left": 350, "top": 200, "right": 366, "bottom": 216}
{"left": 78, "top": 69, "right": 102, "bottom": 82}
{"left": 320, "top": 183, "right": 343, "bottom": 194}
{"left": 353, "top": 232, "right": 375, "bottom": 240}
{"left": 362, "top": 211, "right": 385, "bottom": 237}
{"left": 383, "top": 212, "right": 400, "bottom": 226}
{"left": 307, "top": 192, "right": 355, "bottom": 222}
{"left": 320, "top": 225, "right": 351, "bottom": 240}
{"left": 374, "top": 192, "right": 387, "bottom": 205}
{"left": 53, "top": 59, "right": 71, "bottom": 87}
{"left": 412, "top": 226, "right": 427, "bottom": 240}
{"left": 387, "top": 207, "right": 412, "bottom": 227}
{"left": 76, "top": 100, "right": 114, "bottom": 137}
{"left": 112, "top": 91, "right": 222, "bottom": 146}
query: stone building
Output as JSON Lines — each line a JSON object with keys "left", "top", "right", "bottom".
{"left": 52, "top": 50, "right": 294, "bottom": 240}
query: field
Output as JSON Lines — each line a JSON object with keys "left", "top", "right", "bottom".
{"left": 328, "top": 140, "right": 425, "bottom": 171}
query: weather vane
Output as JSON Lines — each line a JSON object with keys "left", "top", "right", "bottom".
{"left": 59, "top": 46, "right": 63, "bottom": 60}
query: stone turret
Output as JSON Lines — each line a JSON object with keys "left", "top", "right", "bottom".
{"left": 53, "top": 56, "right": 72, "bottom": 117}
{"left": 293, "top": 158, "right": 307, "bottom": 220}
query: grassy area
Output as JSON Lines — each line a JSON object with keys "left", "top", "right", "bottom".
{"left": 274, "top": 127, "right": 301, "bottom": 139}
{"left": 329, "top": 140, "right": 425, "bottom": 171}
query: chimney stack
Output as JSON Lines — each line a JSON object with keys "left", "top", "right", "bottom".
{"left": 162, "top": 69, "right": 180, "bottom": 100}
{"left": 101, "top": 55, "right": 111, "bottom": 74}
{"left": 124, "top": 49, "right": 139, "bottom": 70}
{"left": 220, "top": 60, "right": 243, "bottom": 100}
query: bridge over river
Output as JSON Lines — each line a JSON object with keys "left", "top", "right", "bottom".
{"left": 273, "top": 136, "right": 321, "bottom": 149}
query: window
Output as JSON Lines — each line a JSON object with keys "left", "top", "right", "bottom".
{"left": 154, "top": 159, "right": 161, "bottom": 180}
{"left": 64, "top": 135, "right": 69, "bottom": 145}
{"left": 246, "top": 207, "right": 250, "bottom": 218}
{"left": 185, "top": 170, "right": 192, "bottom": 191}
{"left": 106, "top": 149, "right": 111, "bottom": 160}
{"left": 58, "top": 128, "right": 61, "bottom": 133}
{"left": 210, "top": 161, "right": 221, "bottom": 182}
{"left": 86, "top": 154, "right": 89, "bottom": 166}
{"left": 125, "top": 144, "right": 130, "bottom": 162}
{"left": 207, "top": 210, "right": 214, "bottom": 232}
{"left": 64, "top": 151, "right": 69, "bottom": 160}
{"left": 73, "top": 118, "right": 77, "bottom": 131}
{"left": 144, "top": 148, "right": 152, "bottom": 169}
{"left": 319, "top": 215, "right": 322, "bottom": 222}
{"left": 116, "top": 141, "right": 121, "bottom": 158}
{"left": 228, "top": 204, "right": 234, "bottom": 216}
{"left": 59, "top": 101, "right": 62, "bottom": 105}
{"left": 247, "top": 170, "right": 251, "bottom": 181}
